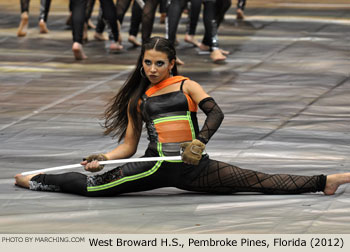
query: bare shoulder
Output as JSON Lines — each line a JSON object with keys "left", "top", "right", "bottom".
{"left": 183, "top": 79, "right": 204, "bottom": 93}
{"left": 182, "top": 79, "right": 210, "bottom": 104}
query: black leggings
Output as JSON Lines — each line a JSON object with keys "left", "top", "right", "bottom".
{"left": 69, "top": 0, "right": 95, "bottom": 19}
{"left": 142, "top": 0, "right": 160, "bottom": 43}
{"left": 201, "top": 0, "right": 231, "bottom": 48}
{"left": 20, "top": 0, "right": 52, "bottom": 22}
{"left": 96, "top": 0, "right": 141, "bottom": 38}
{"left": 202, "top": 0, "right": 218, "bottom": 49}
{"left": 71, "top": 0, "right": 87, "bottom": 43}
{"left": 237, "top": 0, "right": 246, "bottom": 10}
{"left": 71, "top": 0, "right": 119, "bottom": 43}
{"left": 215, "top": 0, "right": 231, "bottom": 27}
{"left": 166, "top": 0, "right": 202, "bottom": 44}
{"left": 166, "top": 0, "right": 187, "bottom": 45}
{"left": 29, "top": 151, "right": 326, "bottom": 197}
{"left": 187, "top": 0, "right": 202, "bottom": 36}
{"left": 116, "top": 0, "right": 142, "bottom": 37}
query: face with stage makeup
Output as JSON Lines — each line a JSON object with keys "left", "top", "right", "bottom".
{"left": 142, "top": 49, "right": 175, "bottom": 85}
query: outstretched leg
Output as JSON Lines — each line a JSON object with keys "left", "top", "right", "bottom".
{"left": 15, "top": 173, "right": 38, "bottom": 188}
{"left": 14, "top": 158, "right": 172, "bottom": 197}
{"left": 324, "top": 173, "right": 350, "bottom": 195}
{"left": 15, "top": 172, "right": 88, "bottom": 195}
{"left": 179, "top": 159, "right": 336, "bottom": 195}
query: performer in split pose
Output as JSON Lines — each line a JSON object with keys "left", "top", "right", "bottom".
{"left": 15, "top": 37, "right": 350, "bottom": 196}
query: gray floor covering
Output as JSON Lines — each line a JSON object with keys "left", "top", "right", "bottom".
{"left": 0, "top": 0, "right": 350, "bottom": 233}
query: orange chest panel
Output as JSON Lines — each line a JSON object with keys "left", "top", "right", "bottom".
{"left": 154, "top": 116, "right": 194, "bottom": 143}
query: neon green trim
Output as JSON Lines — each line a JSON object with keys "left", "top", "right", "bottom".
{"left": 157, "top": 142, "right": 164, "bottom": 157}
{"left": 87, "top": 160, "right": 163, "bottom": 192}
{"left": 187, "top": 111, "right": 196, "bottom": 140}
{"left": 157, "top": 142, "right": 183, "bottom": 163}
{"left": 152, "top": 113, "right": 193, "bottom": 163}
{"left": 153, "top": 115, "right": 188, "bottom": 124}
{"left": 153, "top": 114, "right": 195, "bottom": 140}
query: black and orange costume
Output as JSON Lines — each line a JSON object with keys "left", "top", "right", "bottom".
{"left": 29, "top": 76, "right": 327, "bottom": 196}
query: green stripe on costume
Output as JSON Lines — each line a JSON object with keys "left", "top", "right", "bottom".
{"left": 153, "top": 115, "right": 188, "bottom": 124}
{"left": 87, "top": 160, "right": 164, "bottom": 192}
{"left": 187, "top": 111, "right": 196, "bottom": 140}
{"left": 157, "top": 142, "right": 182, "bottom": 163}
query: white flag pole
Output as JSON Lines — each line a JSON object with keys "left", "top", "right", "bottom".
{"left": 21, "top": 156, "right": 182, "bottom": 176}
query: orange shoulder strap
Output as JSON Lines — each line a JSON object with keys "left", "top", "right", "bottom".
{"left": 145, "top": 76, "right": 189, "bottom": 97}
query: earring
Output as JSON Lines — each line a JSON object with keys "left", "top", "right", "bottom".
{"left": 140, "top": 66, "right": 146, "bottom": 78}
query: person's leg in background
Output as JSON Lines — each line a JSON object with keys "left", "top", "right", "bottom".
{"left": 17, "top": 0, "right": 30, "bottom": 37}
{"left": 200, "top": 0, "right": 226, "bottom": 62}
{"left": 99, "top": 0, "right": 123, "bottom": 51}
{"left": 71, "top": 0, "right": 88, "bottom": 59}
{"left": 38, "top": 0, "right": 52, "bottom": 34}
{"left": 236, "top": 0, "right": 246, "bottom": 20}
{"left": 184, "top": 0, "right": 202, "bottom": 47}
{"left": 128, "top": 0, "right": 143, "bottom": 46}
{"left": 142, "top": 0, "right": 160, "bottom": 43}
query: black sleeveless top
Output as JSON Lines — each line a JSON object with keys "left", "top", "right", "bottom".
{"left": 139, "top": 76, "right": 200, "bottom": 156}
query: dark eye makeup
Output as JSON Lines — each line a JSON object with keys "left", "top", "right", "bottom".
{"left": 156, "top": 61, "right": 165, "bottom": 67}
{"left": 143, "top": 59, "right": 166, "bottom": 67}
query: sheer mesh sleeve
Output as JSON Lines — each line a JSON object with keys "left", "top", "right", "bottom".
{"left": 197, "top": 97, "right": 224, "bottom": 144}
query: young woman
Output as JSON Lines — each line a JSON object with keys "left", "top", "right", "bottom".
{"left": 15, "top": 37, "right": 350, "bottom": 196}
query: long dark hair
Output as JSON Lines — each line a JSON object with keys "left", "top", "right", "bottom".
{"left": 103, "top": 37, "right": 179, "bottom": 142}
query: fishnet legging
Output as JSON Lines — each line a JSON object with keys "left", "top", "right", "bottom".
{"left": 142, "top": 0, "right": 160, "bottom": 42}
{"left": 116, "top": 0, "right": 132, "bottom": 24}
{"left": 86, "top": 0, "right": 96, "bottom": 20}
{"left": 180, "top": 159, "right": 326, "bottom": 194}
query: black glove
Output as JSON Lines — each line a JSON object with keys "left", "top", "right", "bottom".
{"left": 197, "top": 97, "right": 224, "bottom": 144}
{"left": 180, "top": 139, "right": 205, "bottom": 165}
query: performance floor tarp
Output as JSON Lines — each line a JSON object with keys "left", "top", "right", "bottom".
{"left": 0, "top": 0, "right": 350, "bottom": 233}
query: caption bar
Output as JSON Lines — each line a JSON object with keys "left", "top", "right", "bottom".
{"left": 0, "top": 234, "right": 348, "bottom": 251}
